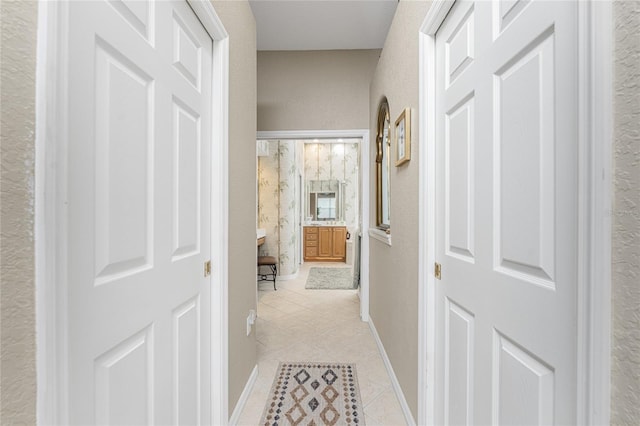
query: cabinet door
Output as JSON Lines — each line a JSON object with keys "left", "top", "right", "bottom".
{"left": 318, "top": 227, "right": 332, "bottom": 257}
{"left": 332, "top": 227, "right": 346, "bottom": 258}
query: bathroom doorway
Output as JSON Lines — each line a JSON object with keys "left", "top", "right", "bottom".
{"left": 256, "top": 129, "right": 371, "bottom": 321}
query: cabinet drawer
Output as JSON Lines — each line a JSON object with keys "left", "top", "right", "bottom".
{"left": 305, "top": 247, "right": 318, "bottom": 257}
{"left": 306, "top": 233, "right": 318, "bottom": 241}
{"left": 305, "top": 240, "right": 318, "bottom": 247}
{"left": 304, "top": 227, "right": 318, "bottom": 234}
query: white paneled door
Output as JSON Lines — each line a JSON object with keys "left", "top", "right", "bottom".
{"left": 66, "top": 1, "right": 212, "bottom": 424}
{"left": 435, "top": 0, "right": 578, "bottom": 424}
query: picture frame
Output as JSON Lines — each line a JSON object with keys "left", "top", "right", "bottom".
{"left": 395, "top": 108, "right": 411, "bottom": 166}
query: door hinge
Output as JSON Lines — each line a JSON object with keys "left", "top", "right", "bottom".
{"left": 434, "top": 262, "right": 442, "bottom": 280}
{"left": 204, "top": 260, "right": 212, "bottom": 277}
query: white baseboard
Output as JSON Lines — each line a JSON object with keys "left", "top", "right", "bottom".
{"left": 276, "top": 271, "right": 298, "bottom": 281}
{"left": 228, "top": 364, "right": 258, "bottom": 425}
{"left": 368, "top": 319, "right": 417, "bottom": 426}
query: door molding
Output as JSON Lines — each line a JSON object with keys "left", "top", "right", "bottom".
{"left": 35, "top": 1, "right": 230, "bottom": 424}
{"left": 417, "top": 1, "right": 612, "bottom": 425}
{"left": 257, "top": 129, "right": 371, "bottom": 321}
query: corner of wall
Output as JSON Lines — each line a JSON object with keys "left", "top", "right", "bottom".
{"left": 611, "top": 1, "right": 640, "bottom": 424}
{"left": 0, "top": 1, "right": 39, "bottom": 424}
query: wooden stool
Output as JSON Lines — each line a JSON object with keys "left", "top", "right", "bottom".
{"left": 257, "top": 256, "right": 277, "bottom": 290}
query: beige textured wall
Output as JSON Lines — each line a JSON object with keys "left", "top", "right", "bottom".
{"left": 0, "top": 1, "right": 39, "bottom": 424}
{"left": 611, "top": 1, "right": 640, "bottom": 424}
{"left": 368, "top": 1, "right": 430, "bottom": 419}
{"left": 210, "top": 0, "right": 258, "bottom": 417}
{"left": 257, "top": 49, "right": 380, "bottom": 131}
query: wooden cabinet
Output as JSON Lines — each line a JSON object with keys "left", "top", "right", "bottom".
{"left": 304, "top": 226, "right": 346, "bottom": 262}
{"left": 332, "top": 227, "right": 347, "bottom": 258}
{"left": 318, "top": 227, "right": 332, "bottom": 257}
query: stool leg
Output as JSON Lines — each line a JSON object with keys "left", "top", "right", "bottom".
{"left": 270, "top": 264, "right": 277, "bottom": 290}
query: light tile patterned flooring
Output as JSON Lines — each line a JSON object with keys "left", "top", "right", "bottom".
{"left": 237, "top": 262, "right": 407, "bottom": 425}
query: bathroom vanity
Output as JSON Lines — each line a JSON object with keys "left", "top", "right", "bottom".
{"left": 304, "top": 226, "right": 347, "bottom": 262}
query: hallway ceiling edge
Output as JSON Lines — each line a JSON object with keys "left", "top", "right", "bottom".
{"left": 249, "top": 0, "right": 398, "bottom": 51}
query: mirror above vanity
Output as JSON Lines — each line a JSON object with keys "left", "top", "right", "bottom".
{"left": 306, "top": 179, "right": 345, "bottom": 223}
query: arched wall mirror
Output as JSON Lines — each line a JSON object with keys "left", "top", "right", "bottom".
{"left": 376, "top": 97, "right": 391, "bottom": 229}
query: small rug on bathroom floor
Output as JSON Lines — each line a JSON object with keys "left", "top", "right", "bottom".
{"left": 260, "top": 362, "right": 365, "bottom": 426}
{"left": 305, "top": 267, "right": 354, "bottom": 290}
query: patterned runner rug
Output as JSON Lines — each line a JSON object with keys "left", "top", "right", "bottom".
{"left": 260, "top": 362, "right": 365, "bottom": 426}
{"left": 305, "top": 267, "right": 355, "bottom": 290}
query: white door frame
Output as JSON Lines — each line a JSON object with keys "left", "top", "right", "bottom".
{"left": 34, "top": 1, "right": 230, "bottom": 424}
{"left": 257, "top": 129, "right": 371, "bottom": 322}
{"left": 417, "top": 1, "right": 613, "bottom": 424}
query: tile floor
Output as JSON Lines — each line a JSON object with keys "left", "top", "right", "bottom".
{"left": 236, "top": 262, "right": 407, "bottom": 425}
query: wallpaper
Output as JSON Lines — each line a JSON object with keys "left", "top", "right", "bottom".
{"left": 258, "top": 140, "right": 300, "bottom": 276}
{"left": 304, "top": 143, "right": 360, "bottom": 228}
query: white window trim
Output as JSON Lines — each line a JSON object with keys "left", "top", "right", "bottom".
{"left": 368, "top": 227, "right": 392, "bottom": 246}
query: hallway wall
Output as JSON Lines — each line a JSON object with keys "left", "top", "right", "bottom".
{"left": 368, "top": 1, "right": 431, "bottom": 419}
{"left": 257, "top": 49, "right": 380, "bottom": 131}
{"left": 611, "top": 1, "right": 640, "bottom": 424}
{"left": 0, "top": 1, "right": 38, "bottom": 424}
{"left": 210, "top": 0, "right": 259, "bottom": 417}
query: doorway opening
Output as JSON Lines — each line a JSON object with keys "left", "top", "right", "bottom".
{"left": 255, "top": 129, "right": 371, "bottom": 320}
{"left": 257, "top": 139, "right": 361, "bottom": 282}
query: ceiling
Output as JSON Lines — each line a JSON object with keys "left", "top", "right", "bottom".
{"left": 248, "top": 0, "right": 399, "bottom": 51}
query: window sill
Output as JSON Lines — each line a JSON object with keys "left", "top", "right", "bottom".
{"left": 369, "top": 228, "right": 392, "bottom": 246}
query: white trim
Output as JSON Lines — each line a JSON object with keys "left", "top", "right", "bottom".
{"left": 359, "top": 130, "right": 371, "bottom": 322}
{"left": 368, "top": 319, "right": 416, "bottom": 426}
{"left": 198, "top": 3, "right": 230, "bottom": 422}
{"left": 257, "top": 129, "right": 371, "bottom": 322}
{"left": 576, "top": 1, "right": 612, "bottom": 424}
{"left": 228, "top": 365, "right": 259, "bottom": 425}
{"left": 421, "top": 0, "right": 455, "bottom": 35}
{"left": 368, "top": 228, "right": 392, "bottom": 246}
{"left": 36, "top": 1, "right": 70, "bottom": 423}
{"left": 417, "top": 1, "right": 613, "bottom": 425}
{"left": 418, "top": 3, "right": 455, "bottom": 425}
{"left": 36, "top": 1, "right": 230, "bottom": 424}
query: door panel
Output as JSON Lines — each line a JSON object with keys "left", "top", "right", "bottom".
{"left": 67, "top": 1, "right": 213, "bottom": 423}
{"left": 332, "top": 227, "right": 347, "bottom": 258}
{"left": 492, "top": 331, "right": 554, "bottom": 425}
{"left": 319, "top": 227, "right": 332, "bottom": 257}
{"left": 108, "top": 0, "right": 154, "bottom": 43}
{"left": 444, "top": 299, "right": 474, "bottom": 426}
{"left": 172, "top": 98, "right": 201, "bottom": 261}
{"left": 494, "top": 30, "right": 556, "bottom": 287}
{"left": 446, "top": 94, "right": 475, "bottom": 263}
{"left": 435, "top": 1, "right": 578, "bottom": 424}
{"left": 94, "top": 39, "right": 154, "bottom": 285}
{"left": 94, "top": 326, "right": 154, "bottom": 425}
{"left": 173, "top": 297, "right": 201, "bottom": 426}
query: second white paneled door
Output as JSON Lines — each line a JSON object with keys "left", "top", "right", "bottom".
{"left": 435, "top": 0, "right": 579, "bottom": 424}
{"left": 66, "top": 1, "right": 213, "bottom": 423}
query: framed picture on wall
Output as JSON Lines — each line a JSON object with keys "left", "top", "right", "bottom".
{"left": 395, "top": 108, "right": 411, "bottom": 166}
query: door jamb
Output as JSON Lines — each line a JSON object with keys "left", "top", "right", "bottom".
{"left": 417, "top": 1, "right": 612, "bottom": 424}
{"left": 257, "top": 129, "right": 371, "bottom": 322}
{"left": 35, "top": 1, "right": 230, "bottom": 424}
